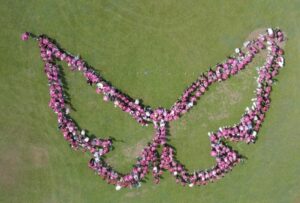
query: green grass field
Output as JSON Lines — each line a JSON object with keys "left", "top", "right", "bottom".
{"left": 1, "top": 0, "right": 300, "bottom": 202}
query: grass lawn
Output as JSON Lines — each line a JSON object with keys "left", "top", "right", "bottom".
{"left": 0, "top": 0, "right": 300, "bottom": 202}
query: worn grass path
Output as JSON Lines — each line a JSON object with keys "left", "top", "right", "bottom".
{"left": 0, "top": 0, "right": 300, "bottom": 202}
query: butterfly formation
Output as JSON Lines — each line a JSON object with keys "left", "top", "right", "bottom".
{"left": 22, "top": 28, "right": 285, "bottom": 190}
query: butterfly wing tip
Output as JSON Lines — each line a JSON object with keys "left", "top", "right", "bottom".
{"left": 21, "top": 32, "right": 38, "bottom": 41}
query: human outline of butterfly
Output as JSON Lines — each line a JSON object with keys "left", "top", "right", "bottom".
{"left": 21, "top": 27, "right": 285, "bottom": 190}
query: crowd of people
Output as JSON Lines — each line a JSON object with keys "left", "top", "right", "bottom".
{"left": 21, "top": 27, "right": 285, "bottom": 190}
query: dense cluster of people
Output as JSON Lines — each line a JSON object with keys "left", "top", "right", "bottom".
{"left": 21, "top": 27, "right": 285, "bottom": 190}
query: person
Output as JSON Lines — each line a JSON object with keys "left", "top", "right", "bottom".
{"left": 65, "top": 107, "right": 70, "bottom": 114}
{"left": 267, "top": 28, "right": 274, "bottom": 37}
{"left": 21, "top": 32, "right": 30, "bottom": 41}
{"left": 115, "top": 185, "right": 122, "bottom": 191}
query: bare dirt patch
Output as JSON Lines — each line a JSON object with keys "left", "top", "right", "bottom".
{"left": 30, "top": 146, "right": 49, "bottom": 168}
{"left": 0, "top": 145, "right": 49, "bottom": 191}
{"left": 246, "top": 28, "right": 267, "bottom": 41}
{"left": 0, "top": 149, "right": 21, "bottom": 189}
{"left": 205, "top": 82, "right": 242, "bottom": 121}
{"left": 125, "top": 188, "right": 147, "bottom": 198}
{"left": 208, "top": 111, "right": 230, "bottom": 121}
{"left": 122, "top": 138, "right": 149, "bottom": 159}
{"left": 246, "top": 27, "right": 286, "bottom": 47}
{"left": 106, "top": 138, "right": 150, "bottom": 167}
{"left": 219, "top": 83, "right": 242, "bottom": 105}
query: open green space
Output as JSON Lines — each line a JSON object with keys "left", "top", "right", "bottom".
{"left": 1, "top": 0, "right": 299, "bottom": 202}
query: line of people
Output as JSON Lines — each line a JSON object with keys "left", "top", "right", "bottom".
{"left": 21, "top": 27, "right": 285, "bottom": 189}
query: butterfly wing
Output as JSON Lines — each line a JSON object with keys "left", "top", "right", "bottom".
{"left": 159, "top": 28, "right": 285, "bottom": 185}
{"left": 27, "top": 34, "right": 166, "bottom": 188}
